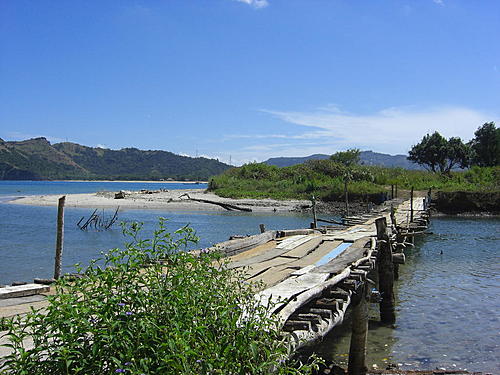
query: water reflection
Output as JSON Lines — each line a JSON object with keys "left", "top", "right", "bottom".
{"left": 310, "top": 217, "right": 500, "bottom": 373}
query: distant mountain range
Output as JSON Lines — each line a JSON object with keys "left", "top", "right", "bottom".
{"left": 0, "top": 137, "right": 230, "bottom": 180}
{"left": 264, "top": 151, "right": 421, "bottom": 169}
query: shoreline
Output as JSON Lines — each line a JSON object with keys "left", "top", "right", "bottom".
{"left": 2, "top": 179, "right": 207, "bottom": 184}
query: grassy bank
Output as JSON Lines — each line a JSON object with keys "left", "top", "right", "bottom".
{"left": 208, "top": 161, "right": 500, "bottom": 201}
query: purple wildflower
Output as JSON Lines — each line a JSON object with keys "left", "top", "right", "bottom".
{"left": 125, "top": 311, "right": 133, "bottom": 316}
{"left": 117, "top": 303, "right": 126, "bottom": 307}
{"left": 124, "top": 362, "right": 132, "bottom": 366}
{"left": 196, "top": 359, "right": 202, "bottom": 363}
{"left": 115, "top": 369, "right": 125, "bottom": 373}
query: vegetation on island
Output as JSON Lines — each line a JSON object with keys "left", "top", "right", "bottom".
{"left": 0, "top": 138, "right": 230, "bottom": 181}
{"left": 0, "top": 220, "right": 320, "bottom": 374}
{"left": 209, "top": 123, "right": 499, "bottom": 201}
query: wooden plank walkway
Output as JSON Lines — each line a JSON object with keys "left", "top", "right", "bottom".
{"left": 225, "top": 196, "right": 431, "bottom": 354}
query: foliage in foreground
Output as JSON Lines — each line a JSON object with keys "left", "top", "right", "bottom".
{"left": 0, "top": 220, "right": 319, "bottom": 375}
{"left": 208, "top": 161, "right": 500, "bottom": 201}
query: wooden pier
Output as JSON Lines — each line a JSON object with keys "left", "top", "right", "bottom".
{"left": 217, "top": 195, "right": 432, "bottom": 374}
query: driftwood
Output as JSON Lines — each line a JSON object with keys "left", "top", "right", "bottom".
{"left": 178, "top": 193, "right": 252, "bottom": 212}
{"left": 77, "top": 207, "right": 119, "bottom": 230}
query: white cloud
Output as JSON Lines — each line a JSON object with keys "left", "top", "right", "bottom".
{"left": 260, "top": 106, "right": 495, "bottom": 154}
{"left": 221, "top": 105, "right": 497, "bottom": 164}
{"left": 234, "top": 0, "right": 269, "bottom": 9}
{"left": 433, "top": 0, "right": 444, "bottom": 5}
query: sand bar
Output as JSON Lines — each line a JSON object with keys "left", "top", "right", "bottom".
{"left": 6, "top": 189, "right": 311, "bottom": 212}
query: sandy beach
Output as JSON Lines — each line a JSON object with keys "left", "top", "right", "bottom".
{"left": 8, "top": 188, "right": 312, "bottom": 213}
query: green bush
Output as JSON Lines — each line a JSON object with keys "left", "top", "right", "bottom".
{"left": 0, "top": 220, "right": 319, "bottom": 374}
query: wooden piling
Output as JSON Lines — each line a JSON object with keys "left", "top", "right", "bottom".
{"left": 375, "top": 217, "right": 396, "bottom": 324}
{"left": 311, "top": 196, "right": 317, "bottom": 229}
{"left": 348, "top": 284, "right": 368, "bottom": 375}
{"left": 259, "top": 224, "right": 266, "bottom": 233}
{"left": 410, "top": 187, "right": 414, "bottom": 222}
{"left": 344, "top": 179, "right": 349, "bottom": 217}
{"left": 54, "top": 196, "right": 65, "bottom": 280}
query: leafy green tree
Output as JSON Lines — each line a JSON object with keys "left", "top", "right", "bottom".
{"left": 469, "top": 122, "right": 500, "bottom": 167}
{"left": 408, "top": 131, "right": 470, "bottom": 174}
{"left": 330, "top": 148, "right": 360, "bottom": 166}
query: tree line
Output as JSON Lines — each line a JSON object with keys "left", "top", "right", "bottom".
{"left": 408, "top": 122, "right": 499, "bottom": 174}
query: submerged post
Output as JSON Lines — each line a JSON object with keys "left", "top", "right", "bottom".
{"left": 54, "top": 196, "right": 66, "bottom": 280}
{"left": 348, "top": 285, "right": 368, "bottom": 375}
{"left": 259, "top": 224, "right": 266, "bottom": 233}
{"left": 375, "top": 217, "right": 396, "bottom": 324}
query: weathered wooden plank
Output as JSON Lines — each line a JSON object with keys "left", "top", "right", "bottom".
{"left": 225, "top": 240, "right": 277, "bottom": 262}
{"left": 315, "top": 242, "right": 352, "bottom": 266}
{"left": 312, "top": 240, "right": 369, "bottom": 274}
{"left": 241, "top": 257, "right": 296, "bottom": 278}
{"left": 281, "top": 236, "right": 323, "bottom": 258}
{"left": 0, "top": 284, "right": 50, "bottom": 299}
{"left": 283, "top": 240, "right": 341, "bottom": 268}
{"left": 256, "top": 272, "right": 330, "bottom": 308}
{"left": 247, "top": 265, "right": 293, "bottom": 287}
{"left": 276, "top": 235, "right": 311, "bottom": 249}
{"left": 228, "top": 247, "right": 293, "bottom": 269}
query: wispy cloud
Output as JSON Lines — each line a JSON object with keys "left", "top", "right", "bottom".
{"left": 432, "top": 0, "right": 444, "bottom": 5}
{"left": 234, "top": 0, "right": 269, "bottom": 9}
{"left": 221, "top": 105, "right": 497, "bottom": 164}
{"left": 260, "top": 106, "right": 494, "bottom": 153}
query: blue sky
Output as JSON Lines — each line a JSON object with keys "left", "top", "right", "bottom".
{"left": 1, "top": 0, "right": 499, "bottom": 165}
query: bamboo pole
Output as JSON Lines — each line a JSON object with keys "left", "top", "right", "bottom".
{"left": 348, "top": 285, "right": 368, "bottom": 375}
{"left": 54, "top": 196, "right": 65, "bottom": 280}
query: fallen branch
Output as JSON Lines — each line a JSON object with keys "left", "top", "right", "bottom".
{"left": 178, "top": 193, "right": 252, "bottom": 212}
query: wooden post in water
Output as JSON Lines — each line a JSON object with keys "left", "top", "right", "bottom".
{"left": 410, "top": 187, "right": 414, "bottom": 222}
{"left": 259, "top": 224, "right": 266, "bottom": 233}
{"left": 391, "top": 184, "right": 394, "bottom": 200}
{"left": 348, "top": 284, "right": 368, "bottom": 375}
{"left": 344, "top": 178, "right": 349, "bottom": 217}
{"left": 54, "top": 196, "right": 66, "bottom": 280}
{"left": 311, "top": 196, "right": 317, "bottom": 229}
{"left": 375, "top": 217, "right": 396, "bottom": 324}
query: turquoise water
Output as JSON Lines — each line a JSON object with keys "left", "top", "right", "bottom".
{"left": 0, "top": 181, "right": 311, "bottom": 284}
{"left": 313, "top": 216, "right": 500, "bottom": 373}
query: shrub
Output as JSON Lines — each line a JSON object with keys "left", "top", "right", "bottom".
{"left": 0, "top": 220, "right": 319, "bottom": 374}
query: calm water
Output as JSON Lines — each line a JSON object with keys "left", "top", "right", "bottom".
{"left": 1, "top": 181, "right": 499, "bottom": 372}
{"left": 313, "top": 216, "right": 500, "bottom": 373}
{"left": 0, "top": 181, "right": 311, "bottom": 284}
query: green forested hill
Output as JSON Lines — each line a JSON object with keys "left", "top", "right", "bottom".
{"left": 0, "top": 138, "right": 230, "bottom": 180}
